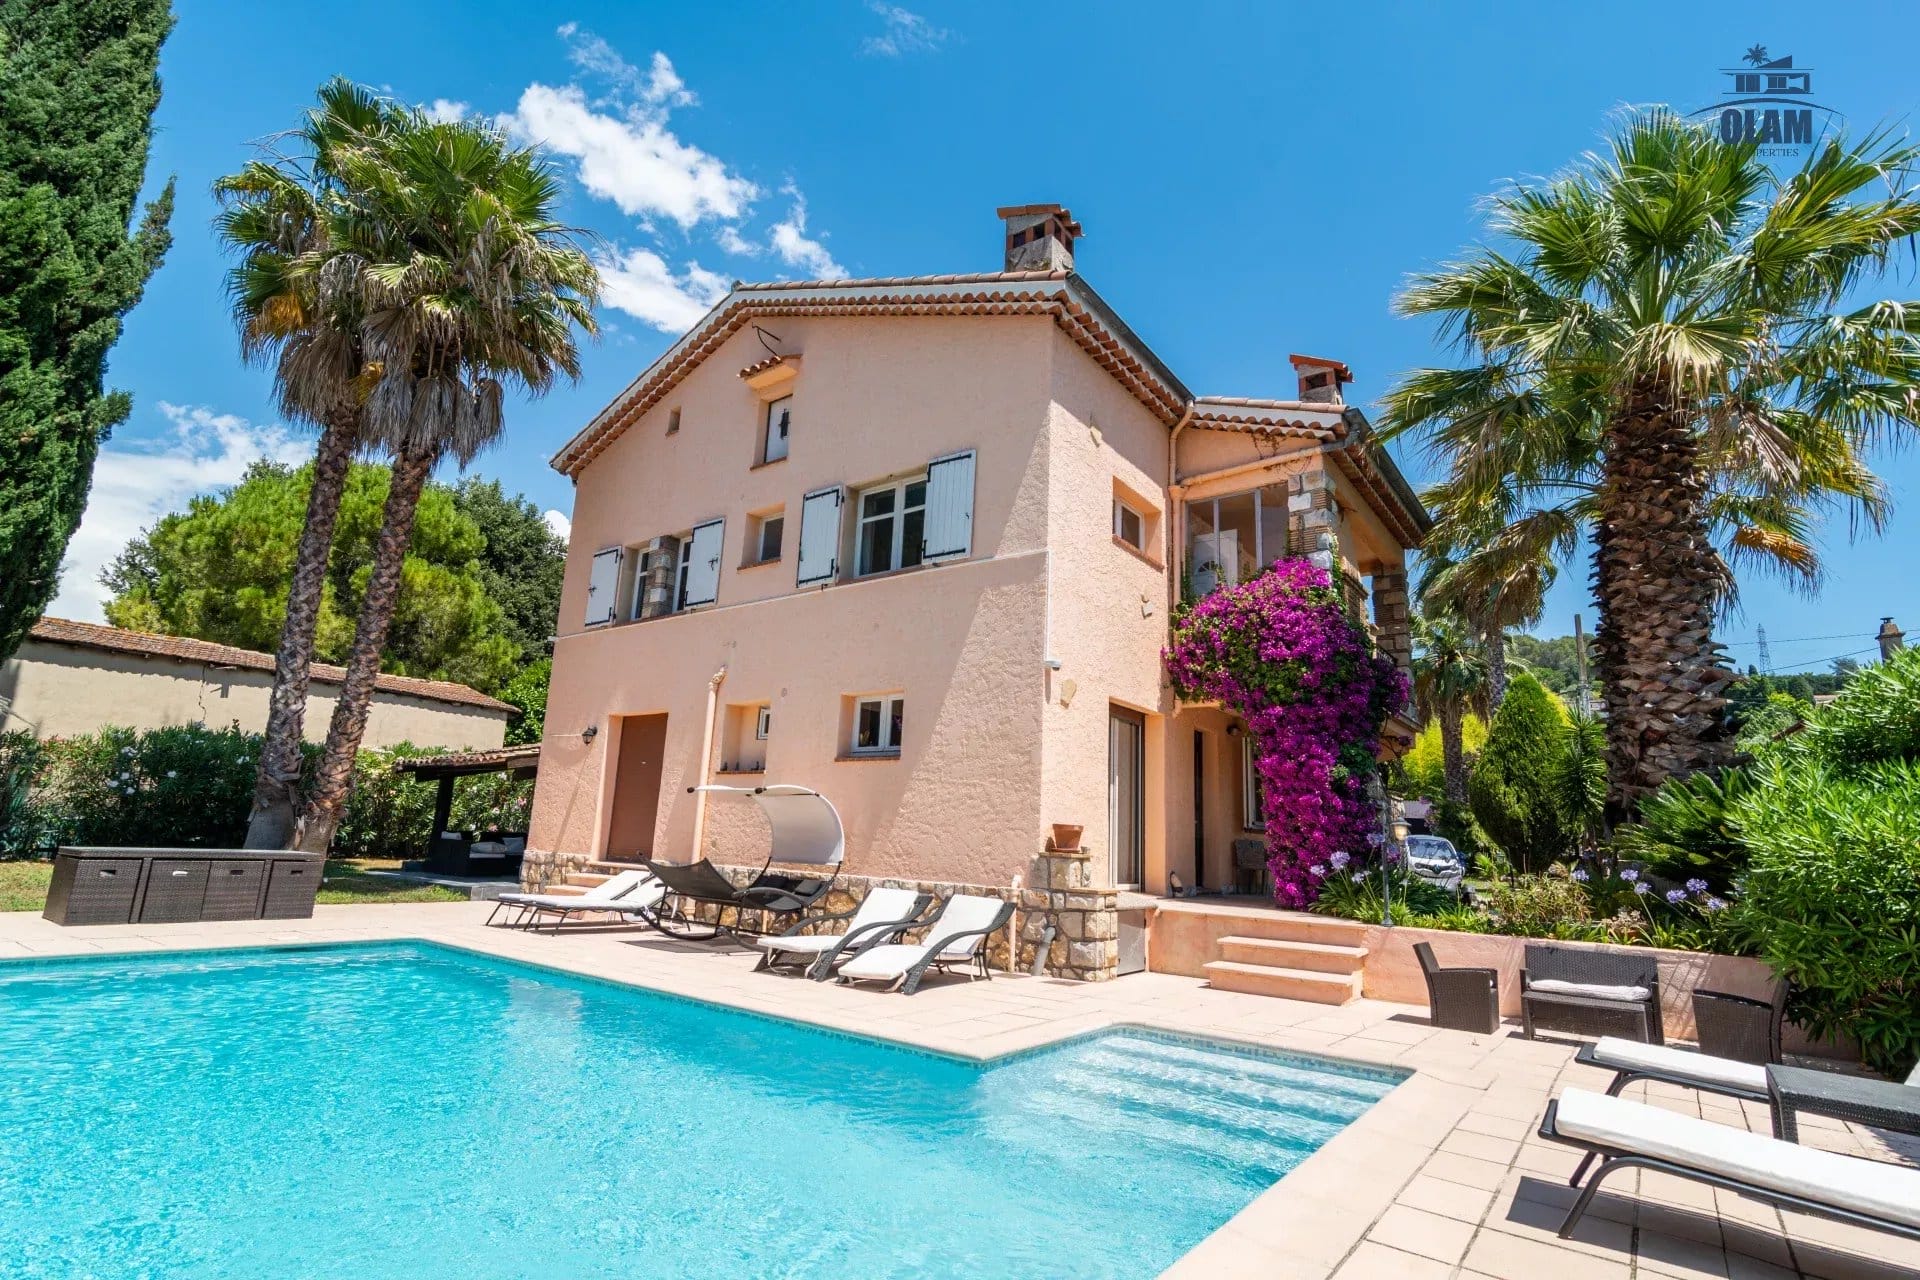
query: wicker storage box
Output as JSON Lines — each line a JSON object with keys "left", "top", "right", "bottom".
{"left": 262, "top": 859, "right": 321, "bottom": 919}
{"left": 139, "top": 860, "right": 212, "bottom": 923}
{"left": 42, "top": 855, "right": 143, "bottom": 926}
{"left": 202, "top": 860, "right": 268, "bottom": 921}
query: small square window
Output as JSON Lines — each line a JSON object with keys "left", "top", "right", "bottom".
{"left": 755, "top": 706, "right": 772, "bottom": 740}
{"left": 667, "top": 407, "right": 682, "bottom": 436}
{"left": 1114, "top": 499, "right": 1145, "bottom": 549}
{"left": 762, "top": 395, "right": 791, "bottom": 463}
{"left": 744, "top": 508, "right": 784, "bottom": 566}
{"left": 852, "top": 695, "right": 905, "bottom": 755}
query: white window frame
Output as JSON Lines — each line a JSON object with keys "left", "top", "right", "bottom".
{"left": 854, "top": 475, "right": 928, "bottom": 577}
{"left": 627, "top": 548, "right": 653, "bottom": 620}
{"left": 1242, "top": 733, "right": 1266, "bottom": 831}
{"left": 762, "top": 395, "right": 791, "bottom": 463}
{"left": 674, "top": 537, "right": 694, "bottom": 610}
{"left": 755, "top": 706, "right": 772, "bottom": 740}
{"left": 850, "top": 695, "right": 905, "bottom": 756}
{"left": 1113, "top": 498, "right": 1145, "bottom": 549}
{"left": 753, "top": 513, "right": 784, "bottom": 564}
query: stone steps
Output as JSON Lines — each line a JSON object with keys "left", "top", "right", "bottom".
{"left": 1203, "top": 959, "right": 1363, "bottom": 1004}
{"left": 1212, "top": 911, "right": 1370, "bottom": 946}
{"left": 1217, "top": 935, "right": 1367, "bottom": 975}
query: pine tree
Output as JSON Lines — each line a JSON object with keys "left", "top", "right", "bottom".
{"left": 0, "top": 0, "right": 174, "bottom": 660}
{"left": 1468, "top": 671, "right": 1574, "bottom": 874}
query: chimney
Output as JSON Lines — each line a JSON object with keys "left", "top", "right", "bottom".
{"left": 1878, "top": 616, "right": 1905, "bottom": 662}
{"left": 997, "top": 203, "right": 1082, "bottom": 272}
{"left": 1290, "top": 353, "right": 1354, "bottom": 406}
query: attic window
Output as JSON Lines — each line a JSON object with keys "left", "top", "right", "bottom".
{"left": 667, "top": 407, "right": 681, "bottom": 436}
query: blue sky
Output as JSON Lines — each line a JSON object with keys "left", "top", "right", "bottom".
{"left": 78, "top": 0, "right": 1920, "bottom": 674}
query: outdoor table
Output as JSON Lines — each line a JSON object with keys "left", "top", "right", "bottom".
{"left": 1767, "top": 1063, "right": 1920, "bottom": 1144}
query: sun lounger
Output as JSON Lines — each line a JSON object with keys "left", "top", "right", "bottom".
{"left": 485, "top": 868, "right": 659, "bottom": 929}
{"left": 1576, "top": 1036, "right": 1772, "bottom": 1103}
{"left": 1539, "top": 1087, "right": 1920, "bottom": 1243}
{"left": 835, "top": 894, "right": 1015, "bottom": 994}
{"left": 753, "top": 888, "right": 932, "bottom": 979}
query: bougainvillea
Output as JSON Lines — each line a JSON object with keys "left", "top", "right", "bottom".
{"left": 1165, "top": 558, "right": 1408, "bottom": 908}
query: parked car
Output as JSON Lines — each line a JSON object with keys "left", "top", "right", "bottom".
{"left": 1404, "top": 835, "right": 1466, "bottom": 895}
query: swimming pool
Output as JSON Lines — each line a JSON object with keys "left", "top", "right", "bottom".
{"left": 0, "top": 942, "right": 1400, "bottom": 1278}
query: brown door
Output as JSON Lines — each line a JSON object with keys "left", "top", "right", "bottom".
{"left": 1108, "top": 706, "right": 1146, "bottom": 888}
{"left": 605, "top": 714, "right": 668, "bottom": 859}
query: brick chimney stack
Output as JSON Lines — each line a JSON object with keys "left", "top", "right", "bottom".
{"left": 1878, "top": 616, "right": 1905, "bottom": 662}
{"left": 997, "top": 204, "right": 1082, "bottom": 272}
{"left": 1290, "top": 353, "right": 1354, "bottom": 406}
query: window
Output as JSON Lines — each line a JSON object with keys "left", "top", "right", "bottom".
{"left": 755, "top": 706, "right": 771, "bottom": 740}
{"left": 856, "top": 476, "right": 927, "bottom": 576}
{"left": 762, "top": 395, "right": 791, "bottom": 463}
{"left": 674, "top": 538, "right": 693, "bottom": 609}
{"left": 675, "top": 519, "right": 724, "bottom": 609}
{"left": 744, "top": 509, "right": 784, "bottom": 566}
{"left": 1242, "top": 734, "right": 1266, "bottom": 831}
{"left": 667, "top": 406, "right": 681, "bottom": 436}
{"left": 1113, "top": 499, "right": 1145, "bottom": 549}
{"left": 626, "top": 547, "right": 653, "bottom": 620}
{"left": 851, "top": 695, "right": 905, "bottom": 755}
{"left": 1187, "top": 483, "right": 1291, "bottom": 596}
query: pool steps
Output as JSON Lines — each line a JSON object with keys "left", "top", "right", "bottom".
{"left": 1201, "top": 914, "right": 1369, "bottom": 1005}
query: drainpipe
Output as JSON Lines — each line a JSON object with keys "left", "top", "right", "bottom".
{"left": 689, "top": 666, "right": 728, "bottom": 860}
{"left": 1165, "top": 401, "right": 1196, "bottom": 617}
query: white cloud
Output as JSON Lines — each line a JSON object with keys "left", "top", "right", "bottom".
{"left": 862, "top": 3, "right": 950, "bottom": 56}
{"left": 424, "top": 98, "right": 469, "bottom": 122}
{"left": 595, "top": 247, "right": 731, "bottom": 332}
{"left": 767, "top": 189, "right": 844, "bottom": 278}
{"left": 542, "top": 509, "right": 572, "bottom": 542}
{"left": 499, "top": 26, "right": 751, "bottom": 230}
{"left": 714, "top": 224, "right": 762, "bottom": 257}
{"left": 51, "top": 403, "right": 312, "bottom": 622}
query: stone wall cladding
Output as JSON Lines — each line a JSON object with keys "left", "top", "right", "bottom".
{"left": 559, "top": 849, "right": 1122, "bottom": 981}
{"left": 522, "top": 849, "right": 595, "bottom": 891}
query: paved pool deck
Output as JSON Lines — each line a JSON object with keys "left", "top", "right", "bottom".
{"left": 3, "top": 901, "right": 1914, "bottom": 1280}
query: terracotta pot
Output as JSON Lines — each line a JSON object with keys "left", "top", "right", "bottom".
{"left": 1050, "top": 823, "right": 1084, "bottom": 852}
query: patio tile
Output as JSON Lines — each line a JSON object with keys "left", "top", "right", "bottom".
{"left": 1636, "top": 1228, "right": 1732, "bottom": 1278}
{"left": 1420, "top": 1151, "right": 1511, "bottom": 1191}
{"left": 1330, "top": 1241, "right": 1454, "bottom": 1280}
{"left": 1362, "top": 1204, "right": 1475, "bottom": 1264}
{"left": 1396, "top": 1173, "right": 1496, "bottom": 1223}
{"left": 1462, "top": 1228, "right": 1633, "bottom": 1280}
{"left": 1439, "top": 1128, "right": 1523, "bottom": 1164}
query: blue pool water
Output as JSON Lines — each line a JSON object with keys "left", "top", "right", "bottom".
{"left": 0, "top": 942, "right": 1400, "bottom": 1278}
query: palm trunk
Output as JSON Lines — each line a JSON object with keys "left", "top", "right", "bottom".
{"left": 1485, "top": 628, "right": 1508, "bottom": 708}
{"left": 244, "top": 410, "right": 357, "bottom": 848}
{"left": 294, "top": 444, "right": 435, "bottom": 854}
{"left": 1591, "top": 377, "right": 1735, "bottom": 823}
{"left": 1439, "top": 704, "right": 1467, "bottom": 803}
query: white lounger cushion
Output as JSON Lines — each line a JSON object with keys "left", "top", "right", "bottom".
{"left": 500, "top": 869, "right": 660, "bottom": 910}
{"left": 1554, "top": 1088, "right": 1920, "bottom": 1230}
{"left": 754, "top": 888, "right": 923, "bottom": 957}
{"left": 1531, "top": 978, "right": 1651, "bottom": 1002}
{"left": 1589, "top": 1037, "right": 1768, "bottom": 1094}
{"left": 838, "top": 894, "right": 1006, "bottom": 981}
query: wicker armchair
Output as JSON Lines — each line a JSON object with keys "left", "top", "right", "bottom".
{"left": 1692, "top": 987, "right": 1784, "bottom": 1065}
{"left": 1414, "top": 942, "right": 1501, "bottom": 1034}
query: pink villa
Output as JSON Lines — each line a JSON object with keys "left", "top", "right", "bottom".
{"left": 526, "top": 204, "right": 1429, "bottom": 981}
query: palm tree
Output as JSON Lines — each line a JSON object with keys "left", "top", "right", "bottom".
{"left": 1383, "top": 114, "right": 1920, "bottom": 815}
{"left": 217, "top": 80, "right": 403, "bottom": 848}
{"left": 1411, "top": 613, "right": 1491, "bottom": 805}
{"left": 1416, "top": 498, "right": 1559, "bottom": 708}
{"left": 290, "top": 107, "right": 598, "bottom": 853}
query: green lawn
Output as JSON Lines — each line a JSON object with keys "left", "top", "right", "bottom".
{"left": 0, "top": 857, "right": 467, "bottom": 911}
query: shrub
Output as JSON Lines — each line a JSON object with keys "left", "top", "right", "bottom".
{"left": 0, "top": 732, "right": 53, "bottom": 857}
{"left": 40, "top": 724, "right": 262, "bottom": 849}
{"left": 499, "top": 658, "right": 550, "bottom": 746}
{"left": 1469, "top": 673, "right": 1574, "bottom": 873}
{"left": 1795, "top": 646, "right": 1920, "bottom": 769}
{"left": 1735, "top": 756, "right": 1920, "bottom": 1075}
{"left": 1482, "top": 871, "right": 1592, "bottom": 937}
{"left": 1397, "top": 713, "right": 1487, "bottom": 802}
{"left": 1612, "top": 768, "right": 1751, "bottom": 892}
{"left": 332, "top": 742, "right": 536, "bottom": 860}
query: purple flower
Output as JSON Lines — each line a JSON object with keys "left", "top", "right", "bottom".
{"left": 1685, "top": 879, "right": 1709, "bottom": 895}
{"left": 1570, "top": 868, "right": 1590, "bottom": 883}
{"left": 1705, "top": 897, "right": 1728, "bottom": 912}
{"left": 1308, "top": 864, "right": 1327, "bottom": 877}
{"left": 1619, "top": 868, "right": 1639, "bottom": 883}
{"left": 1351, "top": 872, "right": 1366, "bottom": 884}
{"left": 1329, "top": 850, "right": 1351, "bottom": 870}
{"left": 1633, "top": 881, "right": 1651, "bottom": 895}
{"left": 1665, "top": 889, "right": 1686, "bottom": 905}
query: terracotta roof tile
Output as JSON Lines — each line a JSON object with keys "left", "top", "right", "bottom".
{"left": 25, "top": 618, "right": 514, "bottom": 713}
{"left": 391, "top": 744, "right": 542, "bottom": 774}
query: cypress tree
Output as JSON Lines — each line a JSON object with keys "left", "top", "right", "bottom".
{"left": 1469, "top": 671, "right": 1574, "bottom": 874}
{"left": 0, "top": 0, "right": 174, "bottom": 660}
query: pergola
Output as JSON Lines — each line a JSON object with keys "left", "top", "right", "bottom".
{"left": 393, "top": 744, "right": 541, "bottom": 868}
